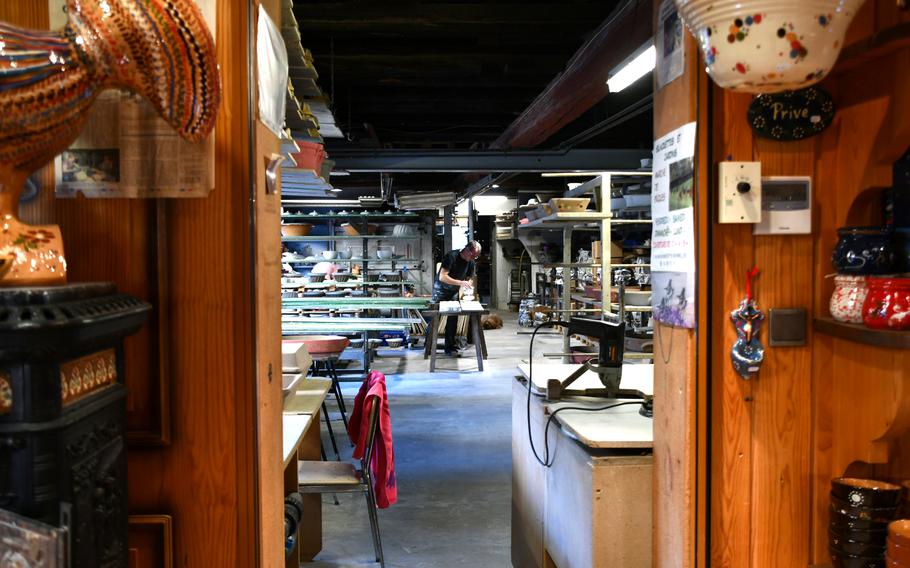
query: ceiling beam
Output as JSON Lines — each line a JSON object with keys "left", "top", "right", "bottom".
{"left": 491, "top": 0, "right": 653, "bottom": 149}
{"left": 293, "top": 2, "right": 616, "bottom": 27}
{"left": 330, "top": 148, "right": 650, "bottom": 173}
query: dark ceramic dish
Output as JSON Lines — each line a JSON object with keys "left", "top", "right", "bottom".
{"left": 832, "top": 478, "right": 904, "bottom": 509}
{"left": 831, "top": 493, "right": 900, "bottom": 521}
{"left": 832, "top": 227, "right": 894, "bottom": 275}
{"left": 831, "top": 505, "right": 892, "bottom": 534}
{"left": 830, "top": 546, "right": 886, "bottom": 568}
{"left": 831, "top": 528, "right": 888, "bottom": 557}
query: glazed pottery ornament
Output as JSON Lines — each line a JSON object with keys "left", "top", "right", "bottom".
{"left": 829, "top": 275, "right": 868, "bottom": 323}
{"left": 0, "top": 0, "right": 220, "bottom": 286}
{"left": 862, "top": 277, "right": 910, "bottom": 330}
{"left": 673, "top": 0, "right": 866, "bottom": 93}
{"left": 730, "top": 267, "right": 765, "bottom": 380}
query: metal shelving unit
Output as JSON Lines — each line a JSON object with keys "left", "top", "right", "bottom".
{"left": 518, "top": 171, "right": 653, "bottom": 359}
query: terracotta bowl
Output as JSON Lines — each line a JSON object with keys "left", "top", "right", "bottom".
{"left": 889, "top": 521, "right": 910, "bottom": 549}
{"left": 281, "top": 223, "right": 313, "bottom": 237}
{"left": 886, "top": 538, "right": 910, "bottom": 566}
{"left": 298, "top": 335, "right": 350, "bottom": 355}
{"left": 833, "top": 478, "right": 904, "bottom": 509}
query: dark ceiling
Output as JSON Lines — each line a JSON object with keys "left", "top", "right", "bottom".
{"left": 291, "top": 0, "right": 653, "bottom": 197}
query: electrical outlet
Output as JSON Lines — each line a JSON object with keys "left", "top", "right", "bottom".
{"left": 718, "top": 162, "right": 762, "bottom": 223}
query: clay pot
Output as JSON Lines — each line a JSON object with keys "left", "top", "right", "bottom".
{"left": 833, "top": 227, "right": 894, "bottom": 275}
{"left": 862, "top": 278, "right": 910, "bottom": 330}
{"left": 282, "top": 223, "right": 313, "bottom": 237}
{"left": 830, "top": 276, "right": 869, "bottom": 323}
{"left": 674, "top": 0, "right": 865, "bottom": 93}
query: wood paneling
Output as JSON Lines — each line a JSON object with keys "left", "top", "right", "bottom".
{"left": 128, "top": 515, "right": 173, "bottom": 568}
{"left": 2, "top": 1, "right": 259, "bottom": 566}
{"left": 709, "top": 3, "right": 910, "bottom": 566}
{"left": 652, "top": 13, "right": 705, "bottom": 567}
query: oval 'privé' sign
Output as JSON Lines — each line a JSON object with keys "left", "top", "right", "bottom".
{"left": 747, "top": 87, "right": 835, "bottom": 141}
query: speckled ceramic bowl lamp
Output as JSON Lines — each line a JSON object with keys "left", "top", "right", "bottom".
{"left": 673, "top": 0, "right": 866, "bottom": 93}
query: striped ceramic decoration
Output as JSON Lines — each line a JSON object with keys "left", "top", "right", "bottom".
{"left": 0, "top": 0, "right": 220, "bottom": 286}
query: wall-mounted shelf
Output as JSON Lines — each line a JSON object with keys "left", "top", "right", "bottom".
{"left": 282, "top": 258, "right": 422, "bottom": 264}
{"left": 813, "top": 317, "right": 910, "bottom": 349}
{"left": 281, "top": 235, "right": 420, "bottom": 241}
{"left": 282, "top": 213, "right": 421, "bottom": 220}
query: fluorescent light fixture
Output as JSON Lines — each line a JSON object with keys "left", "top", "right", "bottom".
{"left": 329, "top": 169, "right": 351, "bottom": 177}
{"left": 607, "top": 43, "right": 656, "bottom": 93}
{"left": 491, "top": 184, "right": 500, "bottom": 189}
{"left": 329, "top": 187, "right": 342, "bottom": 192}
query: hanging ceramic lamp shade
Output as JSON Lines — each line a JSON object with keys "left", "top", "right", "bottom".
{"left": 674, "top": 0, "right": 866, "bottom": 93}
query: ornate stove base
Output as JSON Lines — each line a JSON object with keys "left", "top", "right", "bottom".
{"left": 0, "top": 283, "right": 149, "bottom": 568}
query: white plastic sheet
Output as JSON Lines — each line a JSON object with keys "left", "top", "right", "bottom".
{"left": 257, "top": 5, "right": 289, "bottom": 137}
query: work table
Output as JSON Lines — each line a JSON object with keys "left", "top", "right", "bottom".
{"left": 517, "top": 362, "right": 654, "bottom": 449}
{"left": 512, "top": 362, "right": 654, "bottom": 568}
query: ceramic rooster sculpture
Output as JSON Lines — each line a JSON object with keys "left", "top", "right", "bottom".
{"left": 0, "top": 0, "right": 220, "bottom": 286}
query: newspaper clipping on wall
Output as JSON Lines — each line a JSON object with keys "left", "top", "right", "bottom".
{"left": 50, "top": 0, "right": 216, "bottom": 199}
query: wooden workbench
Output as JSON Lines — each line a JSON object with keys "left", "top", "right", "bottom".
{"left": 512, "top": 363, "right": 654, "bottom": 568}
{"left": 283, "top": 378, "right": 332, "bottom": 566}
{"left": 423, "top": 305, "right": 489, "bottom": 371}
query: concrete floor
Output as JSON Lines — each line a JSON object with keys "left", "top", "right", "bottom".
{"left": 305, "top": 312, "right": 558, "bottom": 568}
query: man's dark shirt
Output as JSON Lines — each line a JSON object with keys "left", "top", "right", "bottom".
{"left": 436, "top": 249, "right": 475, "bottom": 290}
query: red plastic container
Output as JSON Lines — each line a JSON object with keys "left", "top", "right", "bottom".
{"left": 862, "top": 277, "right": 910, "bottom": 330}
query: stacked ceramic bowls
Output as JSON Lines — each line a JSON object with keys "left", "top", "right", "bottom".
{"left": 887, "top": 520, "right": 910, "bottom": 566}
{"left": 830, "top": 478, "right": 903, "bottom": 568}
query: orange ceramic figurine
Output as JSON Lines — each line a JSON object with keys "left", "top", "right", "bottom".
{"left": 0, "top": 0, "right": 220, "bottom": 286}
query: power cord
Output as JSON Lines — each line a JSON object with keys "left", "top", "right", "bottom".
{"left": 526, "top": 321, "right": 646, "bottom": 468}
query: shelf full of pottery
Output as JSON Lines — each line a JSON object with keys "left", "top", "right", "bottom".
{"left": 280, "top": 208, "right": 434, "bottom": 295}
{"left": 825, "top": 224, "right": 910, "bottom": 337}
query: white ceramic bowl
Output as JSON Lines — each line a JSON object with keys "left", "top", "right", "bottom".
{"left": 322, "top": 250, "right": 338, "bottom": 260}
{"left": 376, "top": 250, "right": 394, "bottom": 260}
{"left": 336, "top": 249, "right": 352, "bottom": 260}
{"left": 674, "top": 0, "right": 865, "bottom": 93}
{"left": 623, "top": 290, "right": 653, "bottom": 307}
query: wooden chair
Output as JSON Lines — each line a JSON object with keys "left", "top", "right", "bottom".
{"left": 297, "top": 393, "right": 385, "bottom": 567}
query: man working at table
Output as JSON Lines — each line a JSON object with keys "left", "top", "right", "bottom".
{"left": 431, "top": 241, "right": 481, "bottom": 356}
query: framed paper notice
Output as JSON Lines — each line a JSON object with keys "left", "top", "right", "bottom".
{"left": 656, "top": 0, "right": 685, "bottom": 90}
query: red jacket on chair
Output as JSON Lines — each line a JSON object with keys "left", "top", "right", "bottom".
{"left": 348, "top": 371, "right": 397, "bottom": 508}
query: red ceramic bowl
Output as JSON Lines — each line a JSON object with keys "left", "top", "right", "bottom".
{"left": 295, "top": 335, "right": 350, "bottom": 356}
{"left": 862, "top": 277, "right": 910, "bottom": 330}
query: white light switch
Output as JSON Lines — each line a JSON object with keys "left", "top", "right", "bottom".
{"left": 718, "top": 162, "right": 762, "bottom": 223}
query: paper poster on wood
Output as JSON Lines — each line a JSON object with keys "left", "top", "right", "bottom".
{"left": 656, "top": 0, "right": 685, "bottom": 90}
{"left": 49, "top": 0, "right": 217, "bottom": 199}
{"left": 651, "top": 122, "right": 697, "bottom": 327}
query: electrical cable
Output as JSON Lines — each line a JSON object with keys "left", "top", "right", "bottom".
{"left": 525, "top": 321, "right": 645, "bottom": 468}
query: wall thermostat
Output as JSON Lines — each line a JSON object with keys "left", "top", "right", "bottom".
{"left": 718, "top": 162, "right": 762, "bottom": 223}
{"left": 753, "top": 176, "right": 812, "bottom": 235}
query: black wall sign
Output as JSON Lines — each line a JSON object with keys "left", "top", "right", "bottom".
{"left": 747, "top": 87, "right": 835, "bottom": 141}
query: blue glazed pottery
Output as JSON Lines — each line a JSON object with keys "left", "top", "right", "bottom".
{"left": 832, "top": 227, "right": 894, "bottom": 275}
